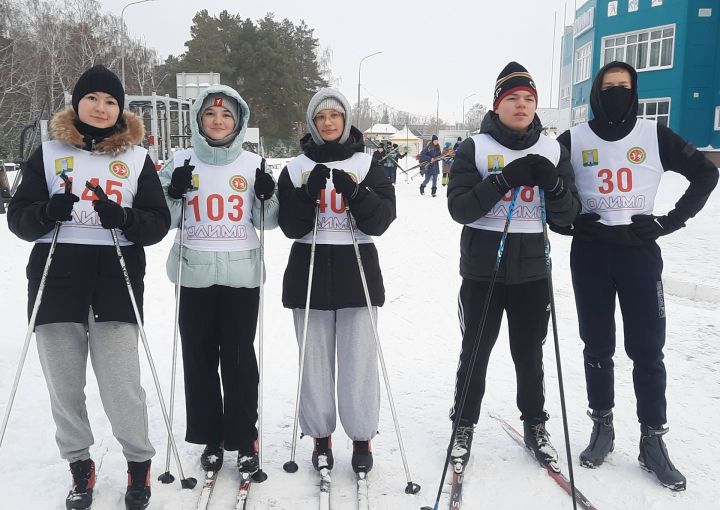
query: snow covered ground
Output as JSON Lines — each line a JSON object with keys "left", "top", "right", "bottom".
{"left": 0, "top": 162, "right": 718, "bottom": 509}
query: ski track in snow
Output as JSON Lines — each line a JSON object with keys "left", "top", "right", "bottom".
{"left": 0, "top": 164, "right": 718, "bottom": 509}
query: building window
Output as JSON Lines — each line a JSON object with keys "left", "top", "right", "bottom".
{"left": 638, "top": 98, "right": 671, "bottom": 126}
{"left": 629, "top": 0, "right": 639, "bottom": 12}
{"left": 652, "top": 0, "right": 663, "bottom": 6}
{"left": 714, "top": 106, "right": 720, "bottom": 131}
{"left": 574, "top": 43, "right": 592, "bottom": 84}
{"left": 572, "top": 104, "right": 588, "bottom": 126}
{"left": 608, "top": 1, "right": 618, "bottom": 17}
{"left": 601, "top": 25, "right": 675, "bottom": 71}
{"left": 560, "top": 86, "right": 571, "bottom": 101}
{"left": 574, "top": 7, "right": 595, "bottom": 37}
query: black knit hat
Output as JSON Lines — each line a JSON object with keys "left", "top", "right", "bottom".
{"left": 72, "top": 65, "right": 125, "bottom": 114}
{"left": 493, "top": 61, "right": 537, "bottom": 110}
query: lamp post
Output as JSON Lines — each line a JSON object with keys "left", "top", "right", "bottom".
{"left": 355, "top": 51, "right": 382, "bottom": 127}
{"left": 462, "top": 93, "right": 477, "bottom": 130}
{"left": 121, "top": 0, "right": 157, "bottom": 90}
{"left": 435, "top": 89, "right": 440, "bottom": 136}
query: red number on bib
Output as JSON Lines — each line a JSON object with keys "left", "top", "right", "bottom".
{"left": 318, "top": 189, "right": 347, "bottom": 213}
{"left": 187, "top": 195, "right": 201, "bottom": 221}
{"left": 598, "top": 168, "right": 633, "bottom": 194}
{"left": 501, "top": 185, "right": 534, "bottom": 203}
{"left": 228, "top": 195, "right": 244, "bottom": 221}
{"left": 81, "top": 178, "right": 101, "bottom": 201}
{"left": 206, "top": 194, "right": 224, "bottom": 221}
{"left": 188, "top": 194, "right": 245, "bottom": 222}
{"left": 106, "top": 180, "right": 123, "bottom": 203}
{"left": 617, "top": 167, "right": 633, "bottom": 192}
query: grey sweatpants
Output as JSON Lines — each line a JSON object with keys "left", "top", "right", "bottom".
{"left": 35, "top": 311, "right": 155, "bottom": 463}
{"left": 292, "top": 307, "right": 381, "bottom": 441}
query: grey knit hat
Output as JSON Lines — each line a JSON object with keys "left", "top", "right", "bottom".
{"left": 306, "top": 88, "right": 352, "bottom": 145}
{"left": 197, "top": 92, "right": 242, "bottom": 147}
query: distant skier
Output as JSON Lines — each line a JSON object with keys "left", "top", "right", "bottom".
{"left": 446, "top": 62, "right": 579, "bottom": 470}
{"left": 441, "top": 141, "right": 455, "bottom": 186}
{"left": 555, "top": 61, "right": 718, "bottom": 491}
{"left": 277, "top": 88, "right": 396, "bottom": 474}
{"left": 419, "top": 135, "right": 442, "bottom": 196}
{"left": 159, "top": 85, "right": 279, "bottom": 476}
{"left": 7, "top": 65, "right": 170, "bottom": 510}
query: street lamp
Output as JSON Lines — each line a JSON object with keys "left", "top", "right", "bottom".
{"left": 121, "top": 0, "right": 158, "bottom": 90}
{"left": 462, "top": 93, "right": 477, "bottom": 130}
{"left": 355, "top": 51, "right": 382, "bottom": 127}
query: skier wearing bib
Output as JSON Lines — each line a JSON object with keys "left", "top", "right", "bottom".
{"left": 555, "top": 61, "right": 718, "bottom": 490}
{"left": 277, "top": 88, "right": 396, "bottom": 474}
{"left": 446, "top": 62, "right": 579, "bottom": 469}
{"left": 7, "top": 65, "right": 170, "bottom": 510}
{"left": 159, "top": 85, "right": 279, "bottom": 475}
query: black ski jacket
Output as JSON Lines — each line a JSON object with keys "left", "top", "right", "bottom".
{"left": 447, "top": 111, "right": 579, "bottom": 284}
{"left": 7, "top": 108, "right": 170, "bottom": 326}
{"left": 278, "top": 127, "right": 396, "bottom": 310}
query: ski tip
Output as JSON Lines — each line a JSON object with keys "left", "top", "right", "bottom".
{"left": 405, "top": 481, "right": 422, "bottom": 495}
{"left": 282, "top": 460, "right": 299, "bottom": 473}
{"left": 419, "top": 506, "right": 435, "bottom": 510}
{"left": 157, "top": 471, "right": 175, "bottom": 484}
{"left": 252, "top": 469, "right": 268, "bottom": 483}
{"left": 181, "top": 476, "right": 198, "bottom": 489}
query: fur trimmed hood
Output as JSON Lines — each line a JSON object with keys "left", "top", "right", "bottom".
{"left": 50, "top": 107, "right": 145, "bottom": 155}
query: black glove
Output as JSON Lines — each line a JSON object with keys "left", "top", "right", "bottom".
{"left": 572, "top": 212, "right": 603, "bottom": 240}
{"left": 93, "top": 198, "right": 128, "bottom": 229}
{"left": 168, "top": 158, "right": 195, "bottom": 199}
{"left": 331, "top": 168, "right": 360, "bottom": 200}
{"left": 254, "top": 166, "right": 275, "bottom": 199}
{"left": 629, "top": 214, "right": 684, "bottom": 242}
{"left": 305, "top": 164, "right": 330, "bottom": 198}
{"left": 45, "top": 191, "right": 79, "bottom": 222}
{"left": 530, "top": 155, "right": 562, "bottom": 194}
{"left": 491, "top": 155, "right": 536, "bottom": 193}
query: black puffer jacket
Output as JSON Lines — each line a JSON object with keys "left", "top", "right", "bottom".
{"left": 447, "top": 111, "right": 579, "bottom": 284}
{"left": 7, "top": 108, "right": 170, "bottom": 326}
{"left": 278, "top": 126, "right": 396, "bottom": 309}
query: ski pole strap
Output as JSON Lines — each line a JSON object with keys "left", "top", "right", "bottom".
{"left": 495, "top": 186, "right": 521, "bottom": 268}
{"left": 59, "top": 172, "right": 71, "bottom": 193}
{"left": 85, "top": 180, "right": 108, "bottom": 201}
{"left": 539, "top": 190, "right": 552, "bottom": 273}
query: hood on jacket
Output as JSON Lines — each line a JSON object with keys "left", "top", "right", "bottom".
{"left": 300, "top": 126, "right": 365, "bottom": 163}
{"left": 589, "top": 61, "right": 639, "bottom": 141}
{"left": 190, "top": 84, "right": 250, "bottom": 165}
{"left": 480, "top": 110, "right": 543, "bottom": 150}
{"left": 306, "top": 88, "right": 353, "bottom": 146}
{"left": 50, "top": 107, "right": 144, "bottom": 155}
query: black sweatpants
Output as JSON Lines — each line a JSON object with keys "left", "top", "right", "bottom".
{"left": 450, "top": 278, "right": 550, "bottom": 425}
{"left": 179, "top": 285, "right": 260, "bottom": 452}
{"left": 570, "top": 239, "right": 667, "bottom": 426}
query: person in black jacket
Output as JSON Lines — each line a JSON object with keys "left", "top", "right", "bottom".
{"left": 446, "top": 62, "right": 579, "bottom": 470}
{"left": 277, "top": 88, "right": 396, "bottom": 475}
{"left": 419, "top": 135, "right": 442, "bottom": 196}
{"left": 555, "top": 61, "right": 718, "bottom": 490}
{"left": 7, "top": 65, "right": 170, "bottom": 510}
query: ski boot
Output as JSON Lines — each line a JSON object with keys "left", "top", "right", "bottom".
{"left": 351, "top": 440, "right": 373, "bottom": 473}
{"left": 312, "top": 436, "right": 334, "bottom": 471}
{"left": 580, "top": 409, "right": 614, "bottom": 468}
{"left": 66, "top": 458, "right": 95, "bottom": 510}
{"left": 523, "top": 421, "right": 559, "bottom": 471}
{"left": 201, "top": 443, "right": 224, "bottom": 471}
{"left": 419, "top": 185, "right": 425, "bottom": 195}
{"left": 237, "top": 439, "right": 259, "bottom": 474}
{"left": 638, "top": 424, "right": 686, "bottom": 491}
{"left": 451, "top": 423, "right": 475, "bottom": 468}
{"left": 431, "top": 186, "right": 437, "bottom": 197}
{"left": 125, "top": 460, "right": 151, "bottom": 510}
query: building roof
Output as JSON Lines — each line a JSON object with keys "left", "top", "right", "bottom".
{"left": 388, "top": 125, "right": 420, "bottom": 141}
{"left": 364, "top": 123, "right": 398, "bottom": 135}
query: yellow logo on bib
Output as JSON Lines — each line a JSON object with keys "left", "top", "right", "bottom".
{"left": 229, "top": 175, "right": 248, "bottom": 192}
{"left": 487, "top": 155, "right": 505, "bottom": 172}
{"left": 54, "top": 157, "right": 74, "bottom": 174}
{"left": 627, "top": 147, "right": 646, "bottom": 164}
{"left": 109, "top": 160, "right": 130, "bottom": 179}
{"left": 189, "top": 173, "right": 200, "bottom": 192}
{"left": 582, "top": 149, "right": 599, "bottom": 167}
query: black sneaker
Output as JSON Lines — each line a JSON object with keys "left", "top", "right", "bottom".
{"left": 580, "top": 409, "right": 614, "bottom": 468}
{"left": 351, "top": 440, "right": 373, "bottom": 473}
{"left": 201, "top": 443, "right": 224, "bottom": 471}
{"left": 125, "top": 460, "right": 151, "bottom": 510}
{"left": 523, "top": 421, "right": 559, "bottom": 470}
{"left": 66, "top": 459, "right": 95, "bottom": 510}
{"left": 237, "top": 439, "right": 259, "bottom": 474}
{"left": 638, "top": 425, "right": 686, "bottom": 491}
{"left": 312, "top": 436, "right": 334, "bottom": 471}
{"left": 451, "top": 424, "right": 475, "bottom": 466}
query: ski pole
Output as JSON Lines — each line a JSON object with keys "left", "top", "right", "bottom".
{"left": 0, "top": 172, "right": 71, "bottom": 450}
{"left": 540, "top": 189, "right": 578, "bottom": 510}
{"left": 283, "top": 196, "right": 322, "bottom": 474}
{"left": 85, "top": 181, "right": 197, "bottom": 490}
{"left": 422, "top": 187, "right": 521, "bottom": 510}
{"left": 344, "top": 201, "right": 421, "bottom": 495}
{"left": 158, "top": 160, "right": 190, "bottom": 484}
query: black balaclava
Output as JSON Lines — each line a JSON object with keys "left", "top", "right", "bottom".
{"left": 71, "top": 65, "right": 125, "bottom": 149}
{"left": 589, "top": 61, "right": 639, "bottom": 141}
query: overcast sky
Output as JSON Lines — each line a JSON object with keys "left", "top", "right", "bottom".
{"left": 100, "top": 0, "right": 583, "bottom": 124}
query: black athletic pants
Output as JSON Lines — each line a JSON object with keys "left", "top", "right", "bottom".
{"left": 571, "top": 239, "right": 667, "bottom": 426}
{"left": 179, "top": 285, "right": 260, "bottom": 452}
{"left": 451, "top": 277, "right": 550, "bottom": 425}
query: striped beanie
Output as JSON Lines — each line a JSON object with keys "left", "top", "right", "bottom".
{"left": 492, "top": 61, "right": 538, "bottom": 110}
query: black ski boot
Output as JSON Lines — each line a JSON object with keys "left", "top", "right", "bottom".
{"left": 201, "top": 443, "right": 224, "bottom": 471}
{"left": 351, "top": 440, "right": 373, "bottom": 473}
{"left": 450, "top": 423, "right": 475, "bottom": 466}
{"left": 312, "top": 436, "right": 334, "bottom": 471}
{"left": 580, "top": 409, "right": 614, "bottom": 468}
{"left": 237, "top": 439, "right": 259, "bottom": 474}
{"left": 431, "top": 186, "right": 437, "bottom": 197}
{"left": 419, "top": 185, "right": 425, "bottom": 195}
{"left": 66, "top": 458, "right": 95, "bottom": 510}
{"left": 523, "top": 421, "right": 559, "bottom": 470}
{"left": 125, "top": 460, "right": 151, "bottom": 510}
{"left": 638, "top": 424, "right": 686, "bottom": 491}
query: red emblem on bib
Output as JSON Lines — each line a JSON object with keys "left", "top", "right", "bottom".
{"left": 627, "top": 147, "right": 646, "bottom": 165}
{"left": 109, "top": 160, "right": 130, "bottom": 179}
{"left": 230, "top": 175, "right": 248, "bottom": 192}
